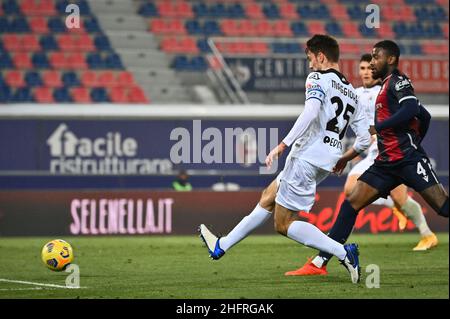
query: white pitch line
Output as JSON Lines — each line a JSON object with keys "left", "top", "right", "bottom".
{"left": 0, "top": 278, "right": 86, "bottom": 289}
{"left": 0, "top": 287, "right": 46, "bottom": 291}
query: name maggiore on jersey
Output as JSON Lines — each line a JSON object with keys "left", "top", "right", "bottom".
{"left": 292, "top": 70, "right": 366, "bottom": 171}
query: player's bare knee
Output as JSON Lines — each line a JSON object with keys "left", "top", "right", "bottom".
{"left": 259, "top": 188, "right": 275, "bottom": 212}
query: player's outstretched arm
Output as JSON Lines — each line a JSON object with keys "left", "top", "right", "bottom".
{"left": 375, "top": 98, "right": 420, "bottom": 132}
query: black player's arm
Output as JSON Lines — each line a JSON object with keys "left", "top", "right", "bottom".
{"left": 374, "top": 98, "right": 419, "bottom": 132}
{"left": 416, "top": 103, "right": 431, "bottom": 140}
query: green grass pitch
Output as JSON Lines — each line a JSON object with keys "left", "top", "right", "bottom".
{"left": 0, "top": 233, "right": 448, "bottom": 299}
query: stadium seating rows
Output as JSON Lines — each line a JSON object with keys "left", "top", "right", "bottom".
{"left": 135, "top": 0, "right": 448, "bottom": 73}
{"left": 0, "top": 0, "right": 150, "bottom": 103}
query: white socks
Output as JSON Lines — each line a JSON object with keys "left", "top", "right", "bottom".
{"left": 402, "top": 197, "right": 433, "bottom": 237}
{"left": 287, "top": 221, "right": 347, "bottom": 260}
{"left": 372, "top": 196, "right": 394, "bottom": 207}
{"left": 219, "top": 204, "right": 271, "bottom": 251}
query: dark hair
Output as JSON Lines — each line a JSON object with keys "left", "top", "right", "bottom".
{"left": 360, "top": 53, "right": 372, "bottom": 63}
{"left": 306, "top": 34, "right": 339, "bottom": 63}
{"left": 373, "top": 40, "right": 400, "bottom": 65}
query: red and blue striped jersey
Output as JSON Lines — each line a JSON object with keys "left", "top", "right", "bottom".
{"left": 374, "top": 69, "right": 422, "bottom": 163}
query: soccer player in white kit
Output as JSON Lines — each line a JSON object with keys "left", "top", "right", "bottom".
{"left": 199, "top": 35, "right": 371, "bottom": 283}
{"left": 345, "top": 54, "right": 437, "bottom": 252}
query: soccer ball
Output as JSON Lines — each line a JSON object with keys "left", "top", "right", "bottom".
{"left": 41, "top": 239, "right": 74, "bottom": 271}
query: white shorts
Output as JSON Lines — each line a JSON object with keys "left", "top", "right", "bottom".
{"left": 275, "top": 158, "right": 330, "bottom": 212}
{"left": 348, "top": 156, "right": 375, "bottom": 176}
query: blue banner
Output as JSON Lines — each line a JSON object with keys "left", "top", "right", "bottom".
{"left": 225, "top": 57, "right": 309, "bottom": 91}
{"left": 0, "top": 119, "right": 448, "bottom": 179}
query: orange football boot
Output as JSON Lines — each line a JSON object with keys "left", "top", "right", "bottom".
{"left": 392, "top": 207, "right": 408, "bottom": 231}
{"left": 413, "top": 233, "right": 439, "bottom": 251}
{"left": 285, "top": 258, "right": 328, "bottom": 276}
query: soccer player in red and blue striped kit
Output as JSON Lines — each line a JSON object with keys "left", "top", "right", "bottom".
{"left": 293, "top": 40, "right": 449, "bottom": 275}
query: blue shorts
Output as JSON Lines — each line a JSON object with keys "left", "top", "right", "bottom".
{"left": 358, "top": 155, "right": 440, "bottom": 198}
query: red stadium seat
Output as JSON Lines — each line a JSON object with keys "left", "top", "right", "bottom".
{"left": 443, "top": 23, "right": 449, "bottom": 39}
{"left": 49, "top": 52, "right": 68, "bottom": 68}
{"left": 13, "top": 52, "right": 32, "bottom": 69}
{"left": 255, "top": 20, "right": 274, "bottom": 36}
{"left": 98, "top": 71, "right": 116, "bottom": 87}
{"left": 81, "top": 70, "right": 98, "bottom": 87}
{"left": 329, "top": 4, "right": 349, "bottom": 20}
{"left": 342, "top": 22, "right": 362, "bottom": 38}
{"left": 308, "top": 21, "right": 326, "bottom": 35}
{"left": 251, "top": 42, "right": 269, "bottom": 55}
{"left": 3, "top": 34, "right": 21, "bottom": 51}
{"left": 67, "top": 53, "right": 87, "bottom": 69}
{"left": 150, "top": 19, "right": 166, "bottom": 34}
{"left": 38, "top": 0, "right": 57, "bottom": 15}
{"left": 128, "top": 86, "right": 149, "bottom": 103}
{"left": 71, "top": 87, "right": 92, "bottom": 103}
{"left": 22, "top": 34, "right": 41, "bottom": 51}
{"left": 110, "top": 87, "right": 129, "bottom": 103}
{"left": 168, "top": 20, "right": 186, "bottom": 34}
{"left": 377, "top": 24, "right": 394, "bottom": 38}
{"left": 273, "top": 20, "right": 293, "bottom": 37}
{"left": 58, "top": 34, "right": 77, "bottom": 51}
{"left": 238, "top": 20, "right": 258, "bottom": 36}
{"left": 174, "top": 2, "right": 194, "bottom": 18}
{"left": 76, "top": 34, "right": 95, "bottom": 51}
{"left": 245, "top": 3, "right": 264, "bottom": 19}
{"left": 179, "top": 37, "right": 199, "bottom": 54}
{"left": 5, "top": 70, "right": 25, "bottom": 87}
{"left": 221, "top": 19, "right": 240, "bottom": 36}
{"left": 20, "top": 0, "right": 39, "bottom": 15}
{"left": 42, "top": 70, "right": 63, "bottom": 87}
{"left": 34, "top": 87, "right": 54, "bottom": 103}
{"left": 29, "top": 17, "right": 49, "bottom": 33}
{"left": 340, "top": 43, "right": 361, "bottom": 55}
{"left": 422, "top": 43, "right": 449, "bottom": 55}
{"left": 150, "top": 19, "right": 186, "bottom": 35}
{"left": 280, "top": 3, "right": 298, "bottom": 19}
{"left": 116, "top": 71, "right": 135, "bottom": 86}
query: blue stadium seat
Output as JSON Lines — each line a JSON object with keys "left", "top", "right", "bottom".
{"left": 263, "top": 4, "right": 280, "bottom": 19}
{"left": 193, "top": 3, "right": 209, "bottom": 17}
{"left": 94, "top": 35, "right": 111, "bottom": 50}
{"left": 359, "top": 24, "right": 376, "bottom": 37}
{"left": 190, "top": 56, "right": 207, "bottom": 71}
{"left": 316, "top": 5, "right": 330, "bottom": 19}
{"left": 25, "top": 71, "right": 43, "bottom": 87}
{"left": 426, "top": 24, "right": 443, "bottom": 38}
{"left": 197, "top": 39, "right": 211, "bottom": 53}
{"left": 203, "top": 21, "right": 222, "bottom": 36}
{"left": 48, "top": 17, "right": 66, "bottom": 33}
{"left": 12, "top": 87, "right": 34, "bottom": 103}
{"left": 2, "top": 0, "right": 21, "bottom": 15}
{"left": 10, "top": 17, "right": 30, "bottom": 33}
{"left": 209, "top": 4, "right": 227, "bottom": 18}
{"left": 32, "top": 52, "right": 50, "bottom": 68}
{"left": 326, "top": 22, "right": 343, "bottom": 36}
{"left": 186, "top": 20, "right": 202, "bottom": 35}
{"left": 409, "top": 44, "right": 422, "bottom": 55}
{"left": 53, "top": 87, "right": 72, "bottom": 102}
{"left": 62, "top": 71, "right": 80, "bottom": 87}
{"left": 0, "top": 53, "right": 13, "bottom": 69}
{"left": 347, "top": 5, "right": 365, "bottom": 20}
{"left": 84, "top": 17, "right": 101, "bottom": 33}
{"left": 91, "top": 87, "right": 109, "bottom": 102}
{"left": 172, "top": 56, "right": 189, "bottom": 70}
{"left": 104, "top": 53, "right": 123, "bottom": 69}
{"left": 0, "top": 17, "right": 10, "bottom": 33}
{"left": 291, "top": 22, "right": 308, "bottom": 36}
{"left": 227, "top": 4, "right": 245, "bottom": 18}
{"left": 40, "top": 35, "right": 59, "bottom": 50}
{"left": 87, "top": 53, "right": 104, "bottom": 69}
{"left": 138, "top": 3, "right": 159, "bottom": 17}
{"left": 0, "top": 84, "right": 11, "bottom": 103}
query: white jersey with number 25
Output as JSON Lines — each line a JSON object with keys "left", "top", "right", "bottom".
{"left": 288, "top": 69, "right": 369, "bottom": 171}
